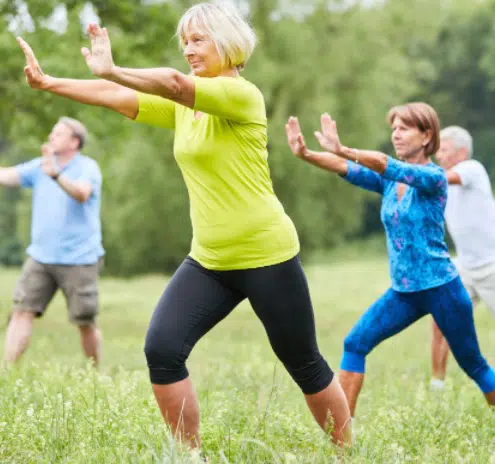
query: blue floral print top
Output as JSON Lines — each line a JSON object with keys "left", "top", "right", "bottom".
{"left": 343, "top": 156, "right": 458, "bottom": 292}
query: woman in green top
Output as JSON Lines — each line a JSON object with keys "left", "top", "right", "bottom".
{"left": 18, "top": 2, "right": 351, "bottom": 449}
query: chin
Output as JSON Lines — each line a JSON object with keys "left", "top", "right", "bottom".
{"left": 191, "top": 66, "right": 212, "bottom": 77}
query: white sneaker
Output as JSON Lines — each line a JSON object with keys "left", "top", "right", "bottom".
{"left": 189, "top": 449, "right": 208, "bottom": 463}
{"left": 430, "top": 378, "right": 445, "bottom": 391}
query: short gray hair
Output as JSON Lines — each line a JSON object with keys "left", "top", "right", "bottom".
{"left": 176, "top": 2, "right": 257, "bottom": 71}
{"left": 440, "top": 125, "right": 473, "bottom": 158}
{"left": 58, "top": 117, "right": 87, "bottom": 149}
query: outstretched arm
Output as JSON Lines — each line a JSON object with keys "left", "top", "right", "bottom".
{"left": 286, "top": 117, "right": 347, "bottom": 174}
{"left": 285, "top": 117, "right": 384, "bottom": 194}
{"left": 315, "top": 113, "right": 445, "bottom": 194}
{"left": 314, "top": 113, "right": 388, "bottom": 173}
{"left": 446, "top": 170, "right": 462, "bottom": 185}
{"left": 80, "top": 24, "right": 195, "bottom": 109}
{"left": 81, "top": 25, "right": 261, "bottom": 122}
{"left": 0, "top": 168, "right": 21, "bottom": 187}
{"left": 17, "top": 37, "right": 138, "bottom": 119}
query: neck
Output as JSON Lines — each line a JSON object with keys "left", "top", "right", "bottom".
{"left": 451, "top": 154, "right": 469, "bottom": 169}
{"left": 399, "top": 146, "right": 429, "bottom": 165}
{"left": 55, "top": 150, "right": 78, "bottom": 167}
{"left": 219, "top": 67, "right": 239, "bottom": 78}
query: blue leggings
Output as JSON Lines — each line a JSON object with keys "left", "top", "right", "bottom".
{"left": 341, "top": 276, "right": 495, "bottom": 393}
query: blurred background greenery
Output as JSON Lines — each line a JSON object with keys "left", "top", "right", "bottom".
{"left": 0, "top": 0, "right": 492, "bottom": 275}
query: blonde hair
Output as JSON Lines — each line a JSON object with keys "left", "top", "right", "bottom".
{"left": 58, "top": 116, "right": 87, "bottom": 149}
{"left": 176, "top": 2, "right": 257, "bottom": 71}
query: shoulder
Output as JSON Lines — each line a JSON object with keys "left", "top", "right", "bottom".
{"left": 20, "top": 157, "right": 42, "bottom": 168}
{"left": 234, "top": 77, "right": 264, "bottom": 102}
{"left": 454, "top": 159, "right": 484, "bottom": 173}
{"left": 235, "top": 76, "right": 263, "bottom": 94}
{"left": 425, "top": 162, "right": 446, "bottom": 179}
{"left": 423, "top": 162, "right": 448, "bottom": 193}
{"left": 197, "top": 75, "right": 263, "bottom": 99}
{"left": 16, "top": 157, "right": 42, "bottom": 175}
{"left": 427, "top": 161, "right": 444, "bottom": 172}
{"left": 78, "top": 154, "right": 101, "bottom": 173}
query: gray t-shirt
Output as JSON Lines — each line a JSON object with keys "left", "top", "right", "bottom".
{"left": 445, "top": 159, "right": 495, "bottom": 269}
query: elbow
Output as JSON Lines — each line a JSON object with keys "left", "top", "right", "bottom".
{"left": 377, "top": 155, "right": 388, "bottom": 174}
{"left": 77, "top": 188, "right": 92, "bottom": 203}
{"left": 158, "top": 69, "right": 182, "bottom": 99}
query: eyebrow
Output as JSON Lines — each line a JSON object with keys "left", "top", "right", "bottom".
{"left": 184, "top": 30, "right": 207, "bottom": 40}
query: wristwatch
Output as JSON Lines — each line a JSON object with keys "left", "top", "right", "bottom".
{"left": 51, "top": 171, "right": 61, "bottom": 181}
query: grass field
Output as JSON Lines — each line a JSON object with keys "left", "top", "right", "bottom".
{"left": 1, "top": 249, "right": 494, "bottom": 463}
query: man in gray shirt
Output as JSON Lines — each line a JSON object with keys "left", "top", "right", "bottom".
{"left": 431, "top": 126, "right": 495, "bottom": 389}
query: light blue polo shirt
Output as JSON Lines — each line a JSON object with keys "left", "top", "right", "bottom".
{"left": 16, "top": 153, "right": 104, "bottom": 265}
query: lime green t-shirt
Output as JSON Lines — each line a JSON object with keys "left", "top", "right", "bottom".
{"left": 135, "top": 76, "right": 299, "bottom": 270}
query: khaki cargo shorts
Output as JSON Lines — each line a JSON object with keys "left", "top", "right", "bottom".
{"left": 12, "top": 257, "right": 103, "bottom": 326}
{"left": 454, "top": 258, "right": 495, "bottom": 317}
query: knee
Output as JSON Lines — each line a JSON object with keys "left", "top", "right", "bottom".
{"left": 431, "top": 320, "right": 443, "bottom": 340}
{"left": 343, "top": 331, "right": 362, "bottom": 355}
{"left": 144, "top": 327, "right": 188, "bottom": 384}
{"left": 8, "top": 311, "right": 35, "bottom": 331}
{"left": 457, "top": 357, "right": 495, "bottom": 393}
{"left": 452, "top": 349, "right": 486, "bottom": 379}
{"left": 340, "top": 332, "right": 368, "bottom": 374}
{"left": 278, "top": 348, "right": 334, "bottom": 395}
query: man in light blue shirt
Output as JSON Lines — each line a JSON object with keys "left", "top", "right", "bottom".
{"left": 0, "top": 117, "right": 104, "bottom": 365}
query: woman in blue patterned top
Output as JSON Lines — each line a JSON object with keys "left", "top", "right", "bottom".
{"left": 285, "top": 102, "right": 495, "bottom": 422}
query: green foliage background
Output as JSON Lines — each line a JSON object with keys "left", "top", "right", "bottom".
{"left": 1, "top": 0, "right": 494, "bottom": 275}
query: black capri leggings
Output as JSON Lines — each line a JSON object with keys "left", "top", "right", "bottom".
{"left": 144, "top": 255, "right": 333, "bottom": 395}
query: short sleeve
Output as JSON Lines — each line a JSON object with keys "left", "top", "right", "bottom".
{"left": 192, "top": 76, "right": 266, "bottom": 123}
{"left": 16, "top": 158, "right": 41, "bottom": 189}
{"left": 78, "top": 160, "right": 102, "bottom": 195}
{"left": 134, "top": 92, "right": 176, "bottom": 128}
{"left": 453, "top": 160, "right": 483, "bottom": 187}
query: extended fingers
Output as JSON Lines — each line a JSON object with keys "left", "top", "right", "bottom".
{"left": 87, "top": 22, "right": 103, "bottom": 36}
{"left": 320, "top": 113, "right": 336, "bottom": 135}
{"left": 288, "top": 116, "right": 302, "bottom": 134}
{"left": 285, "top": 123, "right": 291, "bottom": 137}
{"left": 314, "top": 131, "right": 325, "bottom": 145}
{"left": 17, "top": 37, "right": 39, "bottom": 68}
{"left": 88, "top": 23, "right": 110, "bottom": 46}
{"left": 297, "top": 134, "right": 308, "bottom": 153}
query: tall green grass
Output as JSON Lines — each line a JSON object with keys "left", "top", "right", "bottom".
{"left": 1, "top": 250, "right": 494, "bottom": 463}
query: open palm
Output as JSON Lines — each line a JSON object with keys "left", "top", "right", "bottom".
{"left": 285, "top": 117, "right": 308, "bottom": 158}
{"left": 314, "top": 113, "right": 342, "bottom": 154}
{"left": 17, "top": 37, "right": 47, "bottom": 89}
{"left": 81, "top": 23, "right": 115, "bottom": 77}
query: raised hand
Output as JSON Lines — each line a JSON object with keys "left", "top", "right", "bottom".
{"left": 17, "top": 37, "right": 48, "bottom": 89}
{"left": 285, "top": 116, "right": 310, "bottom": 159}
{"left": 40, "top": 143, "right": 59, "bottom": 178}
{"left": 314, "top": 113, "right": 343, "bottom": 155}
{"left": 81, "top": 23, "right": 115, "bottom": 78}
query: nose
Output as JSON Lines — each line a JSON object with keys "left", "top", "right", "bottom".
{"left": 183, "top": 43, "right": 194, "bottom": 58}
